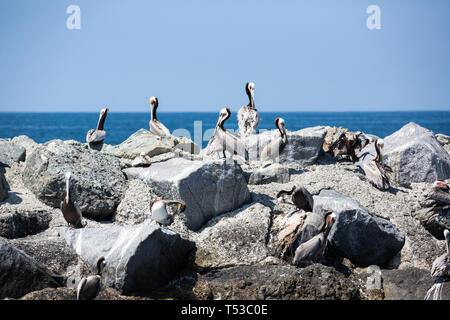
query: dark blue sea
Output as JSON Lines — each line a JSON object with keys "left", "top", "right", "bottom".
{"left": 0, "top": 112, "right": 449, "bottom": 149}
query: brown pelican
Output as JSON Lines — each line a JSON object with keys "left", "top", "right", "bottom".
{"left": 86, "top": 108, "right": 109, "bottom": 145}
{"left": 259, "top": 117, "right": 288, "bottom": 164}
{"left": 361, "top": 138, "right": 392, "bottom": 190}
{"left": 131, "top": 152, "right": 151, "bottom": 167}
{"left": 60, "top": 172, "right": 83, "bottom": 228}
{"left": 149, "top": 97, "right": 170, "bottom": 136}
{"left": 425, "top": 229, "right": 450, "bottom": 300}
{"left": 77, "top": 257, "right": 106, "bottom": 300}
{"left": 293, "top": 211, "right": 336, "bottom": 266}
{"left": 208, "top": 107, "right": 248, "bottom": 161}
{"left": 150, "top": 199, "right": 186, "bottom": 226}
{"left": 237, "top": 82, "right": 259, "bottom": 137}
{"left": 426, "top": 181, "right": 450, "bottom": 205}
{"left": 331, "top": 131, "right": 371, "bottom": 162}
{"left": 277, "top": 185, "right": 314, "bottom": 218}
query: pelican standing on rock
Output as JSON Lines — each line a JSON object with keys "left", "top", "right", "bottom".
{"left": 293, "top": 211, "right": 336, "bottom": 266}
{"left": 77, "top": 257, "right": 106, "bottom": 300}
{"left": 425, "top": 229, "right": 450, "bottom": 300}
{"left": 361, "top": 138, "right": 392, "bottom": 190}
{"left": 131, "top": 152, "right": 151, "bottom": 168}
{"left": 150, "top": 199, "right": 186, "bottom": 226}
{"left": 259, "top": 117, "right": 288, "bottom": 164}
{"left": 149, "top": 97, "right": 170, "bottom": 136}
{"left": 237, "top": 82, "right": 259, "bottom": 137}
{"left": 277, "top": 185, "right": 314, "bottom": 218}
{"left": 86, "top": 108, "right": 109, "bottom": 145}
{"left": 426, "top": 181, "right": 450, "bottom": 205}
{"left": 60, "top": 172, "right": 83, "bottom": 228}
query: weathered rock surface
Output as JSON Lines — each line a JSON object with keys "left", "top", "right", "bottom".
{"left": 193, "top": 202, "right": 271, "bottom": 269}
{"left": 57, "top": 222, "right": 194, "bottom": 295}
{"left": 18, "top": 286, "right": 148, "bottom": 300}
{"left": 124, "top": 158, "right": 251, "bottom": 231}
{"left": 0, "top": 238, "right": 63, "bottom": 299}
{"left": 0, "top": 171, "right": 7, "bottom": 201}
{"left": 247, "top": 163, "right": 290, "bottom": 185}
{"left": 0, "top": 142, "right": 26, "bottom": 166}
{"left": 359, "top": 122, "right": 450, "bottom": 186}
{"left": 10, "top": 135, "right": 39, "bottom": 157}
{"left": 0, "top": 209, "right": 51, "bottom": 239}
{"left": 436, "top": 133, "right": 450, "bottom": 155}
{"left": 243, "top": 126, "right": 328, "bottom": 165}
{"left": 313, "top": 189, "right": 405, "bottom": 267}
{"left": 23, "top": 140, "right": 127, "bottom": 219}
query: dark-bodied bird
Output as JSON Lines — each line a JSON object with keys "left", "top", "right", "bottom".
{"left": 293, "top": 211, "right": 336, "bottom": 266}
{"left": 86, "top": 108, "right": 109, "bottom": 145}
{"left": 149, "top": 97, "right": 171, "bottom": 136}
{"left": 277, "top": 185, "right": 314, "bottom": 218}
{"left": 361, "top": 138, "right": 392, "bottom": 190}
{"left": 77, "top": 257, "right": 106, "bottom": 300}
{"left": 237, "top": 82, "right": 259, "bottom": 137}
{"left": 425, "top": 229, "right": 450, "bottom": 300}
{"left": 259, "top": 117, "right": 288, "bottom": 164}
{"left": 426, "top": 181, "right": 450, "bottom": 205}
{"left": 60, "top": 172, "right": 83, "bottom": 228}
{"left": 150, "top": 199, "right": 186, "bottom": 226}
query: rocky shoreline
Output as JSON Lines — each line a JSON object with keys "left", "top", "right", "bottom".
{"left": 1, "top": 122, "right": 450, "bottom": 300}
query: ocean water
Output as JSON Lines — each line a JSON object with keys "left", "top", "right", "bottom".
{"left": 0, "top": 111, "right": 449, "bottom": 149}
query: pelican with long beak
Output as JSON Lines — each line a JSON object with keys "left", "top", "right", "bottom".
{"left": 77, "top": 257, "right": 106, "bottom": 300}
{"left": 60, "top": 172, "right": 83, "bottom": 228}
{"left": 150, "top": 199, "right": 186, "bottom": 226}
{"left": 426, "top": 181, "right": 450, "bottom": 205}
{"left": 361, "top": 138, "right": 392, "bottom": 190}
{"left": 86, "top": 108, "right": 109, "bottom": 145}
{"left": 149, "top": 97, "right": 170, "bottom": 136}
{"left": 293, "top": 211, "right": 336, "bottom": 266}
{"left": 259, "top": 117, "right": 288, "bottom": 164}
{"left": 277, "top": 185, "right": 314, "bottom": 218}
{"left": 425, "top": 229, "right": 450, "bottom": 300}
{"left": 237, "top": 82, "right": 260, "bottom": 137}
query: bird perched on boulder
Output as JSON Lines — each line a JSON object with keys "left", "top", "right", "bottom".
{"left": 77, "top": 257, "right": 106, "bottom": 300}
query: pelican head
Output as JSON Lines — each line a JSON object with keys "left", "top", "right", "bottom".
{"left": 246, "top": 82, "right": 255, "bottom": 108}
{"left": 376, "top": 139, "right": 385, "bottom": 149}
{"left": 96, "top": 257, "right": 106, "bottom": 275}
{"left": 433, "top": 180, "right": 449, "bottom": 190}
{"left": 275, "top": 117, "right": 286, "bottom": 134}
{"left": 444, "top": 229, "right": 450, "bottom": 239}
{"left": 100, "top": 108, "right": 109, "bottom": 116}
{"left": 140, "top": 152, "right": 146, "bottom": 157}
{"left": 277, "top": 196, "right": 285, "bottom": 203}
{"left": 177, "top": 200, "right": 186, "bottom": 213}
{"left": 216, "top": 107, "right": 231, "bottom": 129}
{"left": 65, "top": 172, "right": 72, "bottom": 180}
{"left": 149, "top": 97, "right": 158, "bottom": 107}
{"left": 327, "top": 212, "right": 337, "bottom": 226}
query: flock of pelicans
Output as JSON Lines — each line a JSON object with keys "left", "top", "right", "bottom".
{"left": 57, "top": 82, "right": 450, "bottom": 299}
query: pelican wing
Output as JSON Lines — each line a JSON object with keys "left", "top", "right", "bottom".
{"left": 76, "top": 277, "right": 87, "bottom": 300}
{"left": 427, "top": 190, "right": 450, "bottom": 205}
{"left": 294, "top": 186, "right": 314, "bottom": 212}
{"left": 293, "top": 234, "right": 324, "bottom": 264}
{"left": 150, "top": 120, "right": 170, "bottom": 137}
{"left": 362, "top": 161, "right": 390, "bottom": 190}
{"left": 237, "top": 106, "right": 259, "bottom": 137}
{"left": 86, "top": 130, "right": 106, "bottom": 144}
{"left": 217, "top": 129, "right": 248, "bottom": 160}
{"left": 260, "top": 137, "right": 287, "bottom": 163}
{"left": 431, "top": 253, "right": 450, "bottom": 278}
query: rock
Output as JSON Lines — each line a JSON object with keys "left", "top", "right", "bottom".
{"left": 0, "top": 171, "right": 8, "bottom": 201}
{"left": 123, "top": 158, "right": 251, "bottom": 231}
{"left": 358, "top": 122, "right": 450, "bottom": 186}
{"left": 23, "top": 140, "right": 127, "bottom": 219}
{"left": 101, "top": 129, "right": 200, "bottom": 159}
{"left": 436, "top": 133, "right": 450, "bottom": 153}
{"left": 57, "top": 222, "right": 194, "bottom": 295}
{"left": 193, "top": 264, "right": 362, "bottom": 300}
{"left": 10, "top": 135, "right": 39, "bottom": 157}
{"left": 193, "top": 202, "right": 271, "bottom": 269}
{"left": 0, "top": 142, "right": 26, "bottom": 166}
{"left": 0, "top": 209, "right": 51, "bottom": 239}
{"left": 243, "top": 126, "right": 328, "bottom": 165}
{"left": 0, "top": 238, "right": 64, "bottom": 299}
{"left": 313, "top": 189, "right": 405, "bottom": 267}
{"left": 248, "top": 163, "right": 290, "bottom": 185}
{"left": 18, "top": 286, "right": 147, "bottom": 300}
{"left": 174, "top": 136, "right": 201, "bottom": 155}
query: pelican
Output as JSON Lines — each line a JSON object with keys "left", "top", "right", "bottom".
{"left": 208, "top": 107, "right": 248, "bottom": 161}
{"left": 277, "top": 185, "right": 314, "bottom": 218}
{"left": 150, "top": 199, "right": 186, "bottom": 226}
{"left": 149, "top": 97, "right": 170, "bottom": 136}
{"left": 237, "top": 82, "right": 259, "bottom": 137}
{"left": 426, "top": 181, "right": 450, "bottom": 205}
{"left": 361, "top": 138, "right": 392, "bottom": 190}
{"left": 86, "top": 108, "right": 109, "bottom": 145}
{"left": 77, "top": 257, "right": 106, "bottom": 300}
{"left": 332, "top": 131, "right": 371, "bottom": 162}
{"left": 293, "top": 211, "right": 336, "bottom": 266}
{"left": 60, "top": 172, "right": 83, "bottom": 228}
{"left": 131, "top": 152, "right": 151, "bottom": 168}
{"left": 425, "top": 229, "right": 450, "bottom": 300}
{"left": 259, "top": 117, "right": 288, "bottom": 164}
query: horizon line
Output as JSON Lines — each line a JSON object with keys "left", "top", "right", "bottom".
{"left": 1, "top": 109, "right": 450, "bottom": 113}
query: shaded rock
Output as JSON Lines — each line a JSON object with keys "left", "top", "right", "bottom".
{"left": 10, "top": 135, "right": 39, "bottom": 157}
{"left": 18, "top": 286, "right": 148, "bottom": 300}
{"left": 0, "top": 142, "right": 26, "bottom": 166}
{"left": 243, "top": 126, "right": 328, "bottom": 165}
{"left": 124, "top": 158, "right": 251, "bottom": 231}
{"left": 436, "top": 133, "right": 450, "bottom": 155}
{"left": 248, "top": 163, "right": 290, "bottom": 185}
{"left": 193, "top": 264, "right": 362, "bottom": 300}
{"left": 57, "top": 222, "right": 194, "bottom": 295}
{"left": 23, "top": 140, "right": 127, "bottom": 219}
{"left": 358, "top": 122, "right": 450, "bottom": 186}
{"left": 313, "top": 189, "right": 405, "bottom": 267}
{"left": 0, "top": 209, "right": 51, "bottom": 239}
{"left": 193, "top": 202, "right": 271, "bottom": 269}
{"left": 0, "top": 238, "right": 64, "bottom": 299}
{"left": 0, "top": 171, "right": 7, "bottom": 201}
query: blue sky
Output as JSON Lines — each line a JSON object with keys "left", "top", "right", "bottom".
{"left": 0, "top": 0, "right": 449, "bottom": 112}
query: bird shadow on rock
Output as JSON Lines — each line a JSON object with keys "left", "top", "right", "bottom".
{"left": 288, "top": 167, "right": 310, "bottom": 176}
{"left": 2, "top": 191, "right": 23, "bottom": 205}
{"left": 250, "top": 192, "right": 276, "bottom": 211}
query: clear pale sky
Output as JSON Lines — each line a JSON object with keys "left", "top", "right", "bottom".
{"left": 0, "top": 0, "right": 449, "bottom": 112}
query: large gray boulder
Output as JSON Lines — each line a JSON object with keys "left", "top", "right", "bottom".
{"left": 242, "top": 126, "right": 328, "bottom": 165}
{"left": 10, "top": 135, "right": 39, "bottom": 157}
{"left": 0, "top": 209, "right": 51, "bottom": 239}
{"left": 358, "top": 122, "right": 450, "bottom": 186}
{"left": 0, "top": 238, "right": 63, "bottom": 299}
{"left": 23, "top": 140, "right": 127, "bottom": 219}
{"left": 0, "top": 142, "right": 26, "bottom": 166}
{"left": 57, "top": 222, "right": 194, "bottom": 295}
{"left": 313, "top": 189, "right": 405, "bottom": 267}
{"left": 124, "top": 158, "right": 251, "bottom": 231}
{"left": 247, "top": 163, "right": 290, "bottom": 185}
